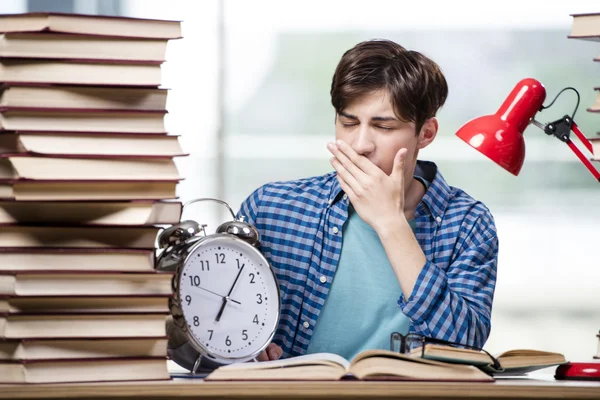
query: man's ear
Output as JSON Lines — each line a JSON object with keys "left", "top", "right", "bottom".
{"left": 417, "top": 117, "right": 438, "bottom": 150}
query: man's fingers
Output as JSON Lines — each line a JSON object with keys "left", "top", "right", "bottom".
{"left": 256, "top": 350, "right": 269, "bottom": 361}
{"left": 257, "top": 343, "right": 283, "bottom": 361}
{"left": 330, "top": 157, "right": 360, "bottom": 194}
{"left": 333, "top": 140, "right": 380, "bottom": 175}
{"left": 327, "top": 142, "right": 364, "bottom": 181}
{"left": 267, "top": 344, "right": 283, "bottom": 360}
{"left": 391, "top": 148, "right": 407, "bottom": 182}
{"left": 333, "top": 166, "right": 356, "bottom": 202}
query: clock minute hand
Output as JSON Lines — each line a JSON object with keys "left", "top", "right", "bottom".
{"left": 195, "top": 286, "right": 241, "bottom": 305}
{"left": 215, "top": 264, "right": 246, "bottom": 322}
{"left": 226, "top": 263, "right": 246, "bottom": 297}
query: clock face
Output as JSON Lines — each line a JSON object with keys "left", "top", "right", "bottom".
{"left": 178, "top": 235, "right": 280, "bottom": 363}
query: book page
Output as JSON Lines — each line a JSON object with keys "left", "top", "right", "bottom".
{"left": 217, "top": 352, "right": 351, "bottom": 371}
{"left": 497, "top": 349, "right": 563, "bottom": 358}
{"left": 348, "top": 350, "right": 493, "bottom": 381}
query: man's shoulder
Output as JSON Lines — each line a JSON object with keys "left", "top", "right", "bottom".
{"left": 240, "top": 172, "right": 336, "bottom": 215}
{"left": 445, "top": 184, "right": 496, "bottom": 231}
{"left": 253, "top": 172, "right": 335, "bottom": 201}
{"left": 423, "top": 162, "right": 493, "bottom": 222}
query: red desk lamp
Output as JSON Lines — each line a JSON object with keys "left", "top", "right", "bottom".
{"left": 455, "top": 78, "right": 600, "bottom": 182}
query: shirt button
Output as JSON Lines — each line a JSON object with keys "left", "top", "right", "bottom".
{"left": 303, "top": 321, "right": 310, "bottom": 329}
{"left": 332, "top": 226, "right": 339, "bottom": 234}
{"left": 319, "top": 276, "right": 327, "bottom": 284}
{"left": 343, "top": 194, "right": 348, "bottom": 201}
{"left": 436, "top": 216, "right": 442, "bottom": 223}
{"left": 328, "top": 199, "right": 333, "bottom": 206}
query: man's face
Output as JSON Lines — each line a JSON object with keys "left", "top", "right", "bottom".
{"left": 335, "top": 89, "right": 427, "bottom": 181}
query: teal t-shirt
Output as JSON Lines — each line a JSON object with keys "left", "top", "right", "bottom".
{"left": 305, "top": 205, "right": 417, "bottom": 361}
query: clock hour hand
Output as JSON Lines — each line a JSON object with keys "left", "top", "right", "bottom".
{"left": 215, "top": 264, "right": 246, "bottom": 322}
{"left": 195, "top": 286, "right": 241, "bottom": 305}
{"left": 215, "top": 297, "right": 227, "bottom": 322}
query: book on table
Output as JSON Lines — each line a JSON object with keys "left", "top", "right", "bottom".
{"left": 596, "top": 329, "right": 599, "bottom": 360}
{"left": 0, "top": 155, "right": 180, "bottom": 181}
{"left": 0, "top": 59, "right": 162, "bottom": 86}
{"left": 587, "top": 87, "right": 600, "bottom": 113}
{"left": 0, "top": 357, "right": 170, "bottom": 383}
{"left": 411, "top": 344, "right": 567, "bottom": 375}
{"left": 0, "top": 109, "right": 167, "bottom": 134}
{"left": 0, "top": 248, "right": 156, "bottom": 272}
{"left": 0, "top": 295, "right": 170, "bottom": 314}
{"left": 204, "top": 350, "right": 494, "bottom": 382}
{"left": 0, "top": 200, "right": 182, "bottom": 225}
{"left": 0, "top": 12, "right": 182, "bottom": 39}
{"left": 0, "top": 179, "right": 180, "bottom": 201}
{"left": 0, "top": 85, "right": 169, "bottom": 112}
{"left": 0, "top": 337, "right": 168, "bottom": 360}
{"left": 0, "top": 33, "right": 169, "bottom": 62}
{"left": 0, "top": 132, "right": 184, "bottom": 157}
{"left": 0, "top": 225, "right": 162, "bottom": 249}
{"left": 0, "top": 271, "right": 173, "bottom": 296}
{"left": 568, "top": 12, "right": 600, "bottom": 41}
{"left": 590, "top": 137, "right": 599, "bottom": 161}
{"left": 0, "top": 313, "right": 168, "bottom": 339}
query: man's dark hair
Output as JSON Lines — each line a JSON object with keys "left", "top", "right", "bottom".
{"left": 330, "top": 39, "right": 448, "bottom": 135}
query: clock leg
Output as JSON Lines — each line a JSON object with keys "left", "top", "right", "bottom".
{"left": 192, "top": 354, "right": 203, "bottom": 374}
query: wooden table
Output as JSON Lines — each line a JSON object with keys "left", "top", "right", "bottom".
{"left": 1, "top": 378, "right": 600, "bottom": 400}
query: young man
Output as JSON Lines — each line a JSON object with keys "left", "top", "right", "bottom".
{"left": 238, "top": 39, "right": 498, "bottom": 361}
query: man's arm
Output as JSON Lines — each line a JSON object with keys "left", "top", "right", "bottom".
{"left": 386, "top": 211, "right": 498, "bottom": 349}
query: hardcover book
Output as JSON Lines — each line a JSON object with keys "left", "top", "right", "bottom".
{"left": 205, "top": 350, "right": 494, "bottom": 382}
{"left": 0, "top": 200, "right": 182, "bottom": 225}
{"left": 0, "top": 12, "right": 182, "bottom": 39}
{"left": 0, "top": 179, "right": 179, "bottom": 201}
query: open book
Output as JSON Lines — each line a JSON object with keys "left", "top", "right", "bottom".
{"left": 413, "top": 344, "right": 567, "bottom": 375}
{"left": 205, "top": 350, "right": 493, "bottom": 382}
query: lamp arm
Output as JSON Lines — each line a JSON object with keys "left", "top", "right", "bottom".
{"left": 567, "top": 121, "right": 600, "bottom": 182}
{"left": 537, "top": 115, "right": 600, "bottom": 182}
{"left": 570, "top": 121, "right": 595, "bottom": 154}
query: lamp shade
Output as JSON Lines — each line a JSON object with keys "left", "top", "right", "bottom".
{"left": 455, "top": 78, "right": 546, "bottom": 176}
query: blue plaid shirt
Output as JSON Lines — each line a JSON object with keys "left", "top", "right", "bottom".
{"left": 237, "top": 160, "right": 498, "bottom": 358}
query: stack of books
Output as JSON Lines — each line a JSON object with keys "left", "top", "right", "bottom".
{"left": 0, "top": 13, "right": 184, "bottom": 384}
{"left": 568, "top": 12, "right": 600, "bottom": 161}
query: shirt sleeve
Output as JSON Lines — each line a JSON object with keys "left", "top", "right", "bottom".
{"left": 398, "top": 206, "right": 498, "bottom": 349}
{"left": 236, "top": 186, "right": 264, "bottom": 226}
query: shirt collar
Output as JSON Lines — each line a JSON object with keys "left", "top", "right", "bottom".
{"left": 414, "top": 160, "right": 452, "bottom": 219}
{"left": 327, "top": 160, "right": 452, "bottom": 219}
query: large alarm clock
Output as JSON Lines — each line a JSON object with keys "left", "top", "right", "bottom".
{"left": 156, "top": 198, "right": 280, "bottom": 371}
